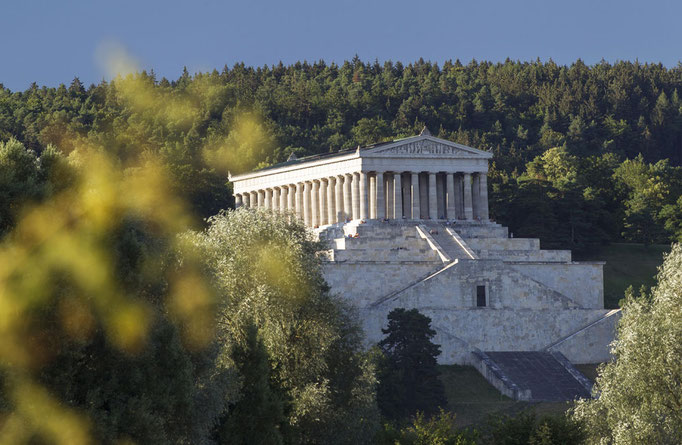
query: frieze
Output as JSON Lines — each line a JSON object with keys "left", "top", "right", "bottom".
{"left": 374, "top": 140, "right": 480, "bottom": 157}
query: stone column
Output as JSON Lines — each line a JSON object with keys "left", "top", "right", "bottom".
{"left": 478, "top": 173, "right": 489, "bottom": 220}
{"left": 311, "top": 181, "right": 320, "bottom": 227}
{"left": 279, "top": 186, "right": 287, "bottom": 212}
{"left": 303, "top": 182, "right": 311, "bottom": 226}
{"left": 472, "top": 174, "right": 480, "bottom": 220}
{"left": 463, "top": 173, "right": 473, "bottom": 220}
{"left": 376, "top": 172, "right": 385, "bottom": 219}
{"left": 402, "top": 175, "right": 410, "bottom": 217}
{"left": 250, "top": 191, "right": 258, "bottom": 209}
{"left": 272, "top": 188, "right": 280, "bottom": 212}
{"left": 359, "top": 172, "right": 368, "bottom": 220}
{"left": 243, "top": 193, "right": 250, "bottom": 208}
{"left": 386, "top": 174, "right": 394, "bottom": 219}
{"left": 352, "top": 173, "right": 360, "bottom": 220}
{"left": 287, "top": 185, "right": 294, "bottom": 218}
{"left": 318, "top": 179, "right": 326, "bottom": 226}
{"left": 436, "top": 174, "right": 445, "bottom": 219}
{"left": 411, "top": 172, "right": 420, "bottom": 219}
{"left": 394, "top": 173, "right": 403, "bottom": 219}
{"left": 295, "top": 183, "right": 303, "bottom": 221}
{"left": 369, "top": 174, "right": 376, "bottom": 219}
{"left": 327, "top": 177, "right": 336, "bottom": 224}
{"left": 319, "top": 178, "right": 328, "bottom": 226}
{"left": 257, "top": 190, "right": 265, "bottom": 208}
{"left": 454, "top": 175, "right": 463, "bottom": 219}
{"left": 235, "top": 194, "right": 242, "bottom": 208}
{"left": 344, "top": 174, "right": 353, "bottom": 221}
{"left": 335, "top": 175, "right": 344, "bottom": 223}
{"left": 428, "top": 172, "right": 437, "bottom": 220}
{"left": 446, "top": 173, "right": 455, "bottom": 219}
{"left": 265, "top": 189, "right": 273, "bottom": 210}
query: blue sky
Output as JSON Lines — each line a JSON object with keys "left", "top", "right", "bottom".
{"left": 1, "top": 0, "right": 681, "bottom": 91}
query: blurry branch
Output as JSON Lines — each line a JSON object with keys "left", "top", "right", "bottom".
{"left": 0, "top": 42, "right": 281, "bottom": 444}
{"left": 203, "top": 112, "right": 276, "bottom": 175}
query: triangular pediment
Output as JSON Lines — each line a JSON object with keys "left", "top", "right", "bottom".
{"left": 362, "top": 135, "right": 492, "bottom": 159}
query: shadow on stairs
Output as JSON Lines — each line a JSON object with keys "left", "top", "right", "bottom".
{"left": 471, "top": 351, "right": 593, "bottom": 402}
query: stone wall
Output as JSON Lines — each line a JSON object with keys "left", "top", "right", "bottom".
{"left": 466, "top": 237, "right": 541, "bottom": 251}
{"left": 508, "top": 263, "right": 604, "bottom": 309}
{"left": 363, "top": 306, "right": 612, "bottom": 364}
{"left": 547, "top": 309, "right": 621, "bottom": 363}
{"left": 318, "top": 221, "right": 614, "bottom": 365}
{"left": 322, "top": 262, "right": 440, "bottom": 307}
{"left": 479, "top": 250, "right": 572, "bottom": 262}
{"left": 378, "top": 259, "right": 578, "bottom": 310}
{"left": 453, "top": 224, "right": 508, "bottom": 239}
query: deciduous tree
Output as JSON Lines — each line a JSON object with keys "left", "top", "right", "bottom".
{"left": 573, "top": 243, "right": 682, "bottom": 444}
{"left": 186, "top": 208, "right": 379, "bottom": 444}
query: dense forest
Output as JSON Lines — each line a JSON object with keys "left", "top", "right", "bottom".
{"left": 2, "top": 58, "right": 682, "bottom": 250}
{"left": 2, "top": 59, "right": 682, "bottom": 444}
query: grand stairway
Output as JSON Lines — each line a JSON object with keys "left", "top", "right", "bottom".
{"left": 472, "top": 351, "right": 593, "bottom": 401}
{"left": 418, "top": 222, "right": 476, "bottom": 260}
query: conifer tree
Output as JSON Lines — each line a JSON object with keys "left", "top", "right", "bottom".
{"left": 376, "top": 308, "right": 447, "bottom": 420}
{"left": 217, "top": 323, "right": 285, "bottom": 445}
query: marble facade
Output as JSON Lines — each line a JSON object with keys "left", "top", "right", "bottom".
{"left": 229, "top": 127, "right": 491, "bottom": 226}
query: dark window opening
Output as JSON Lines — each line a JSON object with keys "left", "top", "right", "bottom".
{"left": 476, "top": 285, "right": 486, "bottom": 307}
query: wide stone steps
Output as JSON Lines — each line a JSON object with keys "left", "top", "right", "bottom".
{"left": 475, "top": 351, "right": 592, "bottom": 401}
{"left": 419, "top": 223, "right": 474, "bottom": 259}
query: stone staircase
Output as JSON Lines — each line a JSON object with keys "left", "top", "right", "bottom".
{"left": 418, "top": 222, "right": 475, "bottom": 260}
{"left": 319, "top": 221, "right": 496, "bottom": 264}
{"left": 472, "top": 351, "right": 592, "bottom": 401}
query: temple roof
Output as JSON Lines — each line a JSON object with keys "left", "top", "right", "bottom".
{"left": 229, "top": 131, "right": 491, "bottom": 180}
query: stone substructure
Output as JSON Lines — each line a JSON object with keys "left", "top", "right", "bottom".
{"left": 318, "top": 220, "right": 619, "bottom": 365}
{"left": 230, "top": 129, "right": 620, "bottom": 367}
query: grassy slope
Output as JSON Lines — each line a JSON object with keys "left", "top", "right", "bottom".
{"left": 439, "top": 365, "right": 571, "bottom": 427}
{"left": 575, "top": 243, "right": 670, "bottom": 308}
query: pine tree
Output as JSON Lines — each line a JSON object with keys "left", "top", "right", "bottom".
{"left": 217, "top": 323, "right": 285, "bottom": 445}
{"left": 376, "top": 308, "right": 447, "bottom": 420}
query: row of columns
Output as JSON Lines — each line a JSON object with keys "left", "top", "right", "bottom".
{"left": 235, "top": 171, "right": 489, "bottom": 227}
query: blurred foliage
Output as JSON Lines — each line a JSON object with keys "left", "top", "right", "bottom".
{"left": 0, "top": 51, "right": 377, "bottom": 444}
{"left": 0, "top": 142, "right": 228, "bottom": 444}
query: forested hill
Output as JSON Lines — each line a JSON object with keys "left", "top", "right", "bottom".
{"left": 1, "top": 58, "right": 682, "bottom": 250}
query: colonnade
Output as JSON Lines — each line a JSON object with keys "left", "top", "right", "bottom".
{"left": 235, "top": 171, "right": 489, "bottom": 227}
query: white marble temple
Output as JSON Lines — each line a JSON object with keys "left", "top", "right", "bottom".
{"left": 229, "top": 128, "right": 491, "bottom": 227}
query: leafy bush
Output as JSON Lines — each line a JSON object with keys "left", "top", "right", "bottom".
{"left": 482, "top": 411, "right": 585, "bottom": 445}
{"left": 375, "top": 410, "right": 477, "bottom": 445}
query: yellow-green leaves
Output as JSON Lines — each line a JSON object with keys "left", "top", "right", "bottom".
{"left": 573, "top": 243, "right": 682, "bottom": 444}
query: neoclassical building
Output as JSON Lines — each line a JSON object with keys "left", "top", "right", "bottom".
{"left": 230, "top": 129, "right": 619, "bottom": 401}
{"left": 230, "top": 127, "right": 491, "bottom": 226}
